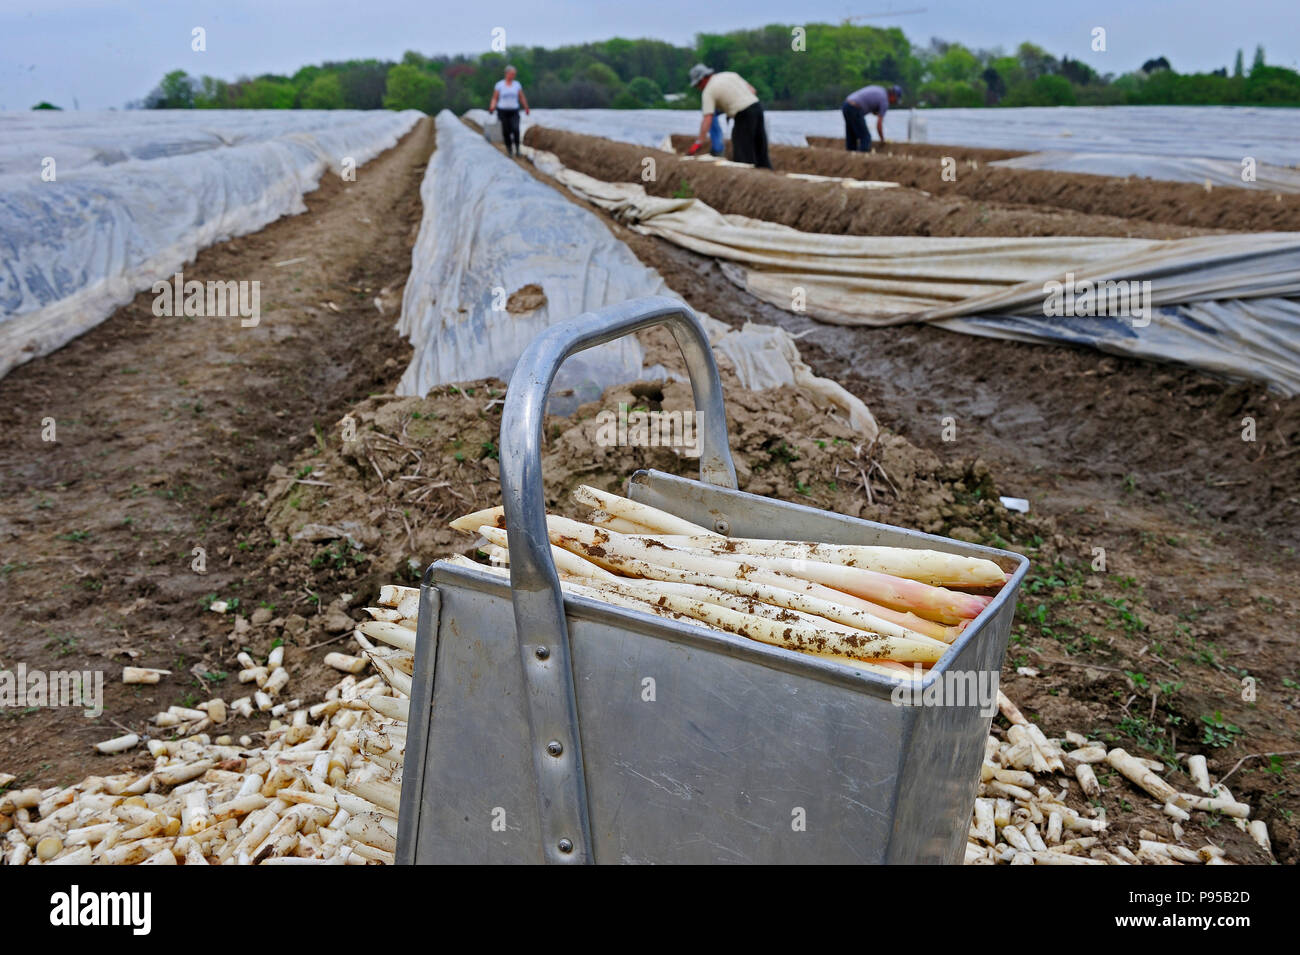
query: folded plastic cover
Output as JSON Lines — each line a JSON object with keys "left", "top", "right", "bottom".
{"left": 0, "top": 109, "right": 422, "bottom": 379}
{"left": 529, "top": 146, "right": 1300, "bottom": 394}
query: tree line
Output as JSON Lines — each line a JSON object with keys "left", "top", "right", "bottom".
{"left": 123, "top": 24, "right": 1300, "bottom": 113}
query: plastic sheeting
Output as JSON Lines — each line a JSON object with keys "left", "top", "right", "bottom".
{"left": 485, "top": 105, "right": 1300, "bottom": 168}
{"left": 396, "top": 112, "right": 878, "bottom": 436}
{"left": 0, "top": 109, "right": 422, "bottom": 379}
{"left": 527, "top": 147, "right": 1300, "bottom": 393}
{"left": 991, "top": 150, "right": 1300, "bottom": 194}
{"left": 395, "top": 111, "right": 652, "bottom": 401}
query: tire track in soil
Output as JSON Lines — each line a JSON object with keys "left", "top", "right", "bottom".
{"left": 0, "top": 117, "right": 434, "bottom": 790}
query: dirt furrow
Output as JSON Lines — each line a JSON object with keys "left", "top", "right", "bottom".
{"left": 0, "top": 118, "right": 435, "bottom": 790}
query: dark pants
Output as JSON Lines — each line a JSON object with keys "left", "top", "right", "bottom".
{"left": 731, "top": 102, "right": 771, "bottom": 169}
{"left": 498, "top": 108, "right": 521, "bottom": 155}
{"left": 842, "top": 102, "right": 871, "bottom": 152}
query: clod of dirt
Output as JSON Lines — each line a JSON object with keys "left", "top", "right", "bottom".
{"left": 507, "top": 283, "right": 548, "bottom": 314}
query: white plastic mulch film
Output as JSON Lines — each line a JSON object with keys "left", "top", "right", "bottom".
{"left": 396, "top": 112, "right": 879, "bottom": 436}
{"left": 395, "top": 110, "right": 654, "bottom": 401}
{"left": 527, "top": 147, "right": 1300, "bottom": 394}
{"left": 472, "top": 105, "right": 1300, "bottom": 192}
{"left": 0, "top": 109, "right": 422, "bottom": 379}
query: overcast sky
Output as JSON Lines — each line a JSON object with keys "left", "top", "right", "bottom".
{"left": 2, "top": 0, "right": 1297, "bottom": 110}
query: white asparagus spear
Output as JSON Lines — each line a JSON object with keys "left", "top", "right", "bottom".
{"left": 651, "top": 534, "right": 1007, "bottom": 588}
{"left": 586, "top": 508, "right": 657, "bottom": 535}
{"left": 1187, "top": 754, "right": 1212, "bottom": 793}
{"left": 449, "top": 504, "right": 505, "bottom": 533}
{"left": 1177, "top": 793, "right": 1251, "bottom": 818}
{"left": 358, "top": 619, "right": 418, "bottom": 653}
{"left": 487, "top": 525, "right": 940, "bottom": 645}
{"left": 546, "top": 516, "right": 960, "bottom": 642}
{"left": 563, "top": 576, "right": 929, "bottom": 663}
{"left": 378, "top": 584, "right": 419, "bottom": 607}
{"left": 560, "top": 514, "right": 988, "bottom": 625}
{"left": 123, "top": 667, "right": 169, "bottom": 684}
{"left": 94, "top": 733, "right": 140, "bottom": 755}
{"left": 324, "top": 653, "right": 368, "bottom": 674}
{"left": 1106, "top": 749, "right": 1182, "bottom": 806}
{"left": 572, "top": 485, "right": 713, "bottom": 536}
{"left": 578, "top": 576, "right": 946, "bottom": 663}
{"left": 367, "top": 695, "right": 410, "bottom": 722}
{"left": 445, "top": 557, "right": 915, "bottom": 678}
{"left": 696, "top": 547, "right": 990, "bottom": 623}
{"left": 478, "top": 526, "right": 619, "bottom": 582}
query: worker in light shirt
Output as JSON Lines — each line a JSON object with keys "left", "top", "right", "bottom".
{"left": 686, "top": 64, "right": 771, "bottom": 169}
{"left": 842, "top": 84, "right": 901, "bottom": 152}
{"left": 488, "top": 64, "right": 530, "bottom": 157}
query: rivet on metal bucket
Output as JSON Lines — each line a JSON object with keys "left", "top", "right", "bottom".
{"left": 547, "top": 740, "right": 564, "bottom": 757}
{"left": 557, "top": 838, "right": 574, "bottom": 854}
{"left": 535, "top": 645, "right": 550, "bottom": 660}
{"left": 713, "top": 517, "right": 730, "bottom": 535}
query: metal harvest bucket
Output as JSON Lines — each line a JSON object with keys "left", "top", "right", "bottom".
{"left": 396, "top": 296, "right": 1029, "bottom": 864}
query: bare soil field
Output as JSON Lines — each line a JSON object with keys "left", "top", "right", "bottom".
{"left": 513, "top": 124, "right": 1300, "bottom": 861}
{"left": 0, "top": 118, "right": 433, "bottom": 792}
{"left": 670, "top": 132, "right": 1300, "bottom": 233}
{"left": 2, "top": 114, "right": 1296, "bottom": 865}
{"left": 527, "top": 126, "right": 1213, "bottom": 239}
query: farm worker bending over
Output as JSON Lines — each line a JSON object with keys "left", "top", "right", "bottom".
{"left": 687, "top": 64, "right": 771, "bottom": 168}
{"left": 842, "top": 84, "right": 901, "bottom": 152}
{"left": 489, "top": 64, "right": 530, "bottom": 157}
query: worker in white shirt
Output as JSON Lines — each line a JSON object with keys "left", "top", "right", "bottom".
{"left": 488, "top": 65, "right": 530, "bottom": 157}
{"left": 686, "top": 64, "right": 771, "bottom": 169}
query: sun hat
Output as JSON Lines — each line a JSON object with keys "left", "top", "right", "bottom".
{"left": 688, "top": 63, "right": 715, "bottom": 87}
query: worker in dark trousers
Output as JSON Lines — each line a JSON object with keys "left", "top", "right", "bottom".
{"left": 488, "top": 64, "right": 530, "bottom": 157}
{"left": 842, "top": 84, "right": 901, "bottom": 152}
{"left": 686, "top": 64, "right": 771, "bottom": 168}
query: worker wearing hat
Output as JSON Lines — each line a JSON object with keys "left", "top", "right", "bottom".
{"left": 842, "top": 83, "right": 902, "bottom": 152}
{"left": 687, "top": 64, "right": 771, "bottom": 169}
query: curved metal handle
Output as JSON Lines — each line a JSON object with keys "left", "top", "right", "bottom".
{"left": 498, "top": 295, "right": 737, "bottom": 864}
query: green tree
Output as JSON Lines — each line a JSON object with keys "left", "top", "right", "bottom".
{"left": 148, "top": 69, "right": 196, "bottom": 108}
{"left": 383, "top": 64, "right": 446, "bottom": 113}
{"left": 1251, "top": 45, "right": 1266, "bottom": 73}
{"left": 930, "top": 44, "right": 980, "bottom": 83}
{"left": 31, "top": 101, "right": 62, "bottom": 110}
{"left": 625, "top": 76, "right": 663, "bottom": 106}
{"left": 238, "top": 78, "right": 296, "bottom": 109}
{"left": 193, "top": 76, "right": 230, "bottom": 108}
{"left": 583, "top": 61, "right": 623, "bottom": 90}
{"left": 302, "top": 73, "right": 345, "bottom": 109}
{"left": 1016, "top": 42, "right": 1057, "bottom": 81}
{"left": 1029, "top": 73, "right": 1076, "bottom": 105}
{"left": 1233, "top": 49, "right": 1244, "bottom": 77}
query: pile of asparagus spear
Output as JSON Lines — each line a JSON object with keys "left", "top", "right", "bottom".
{"left": 0, "top": 587, "right": 415, "bottom": 866}
{"left": 448, "top": 485, "right": 1007, "bottom": 675}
